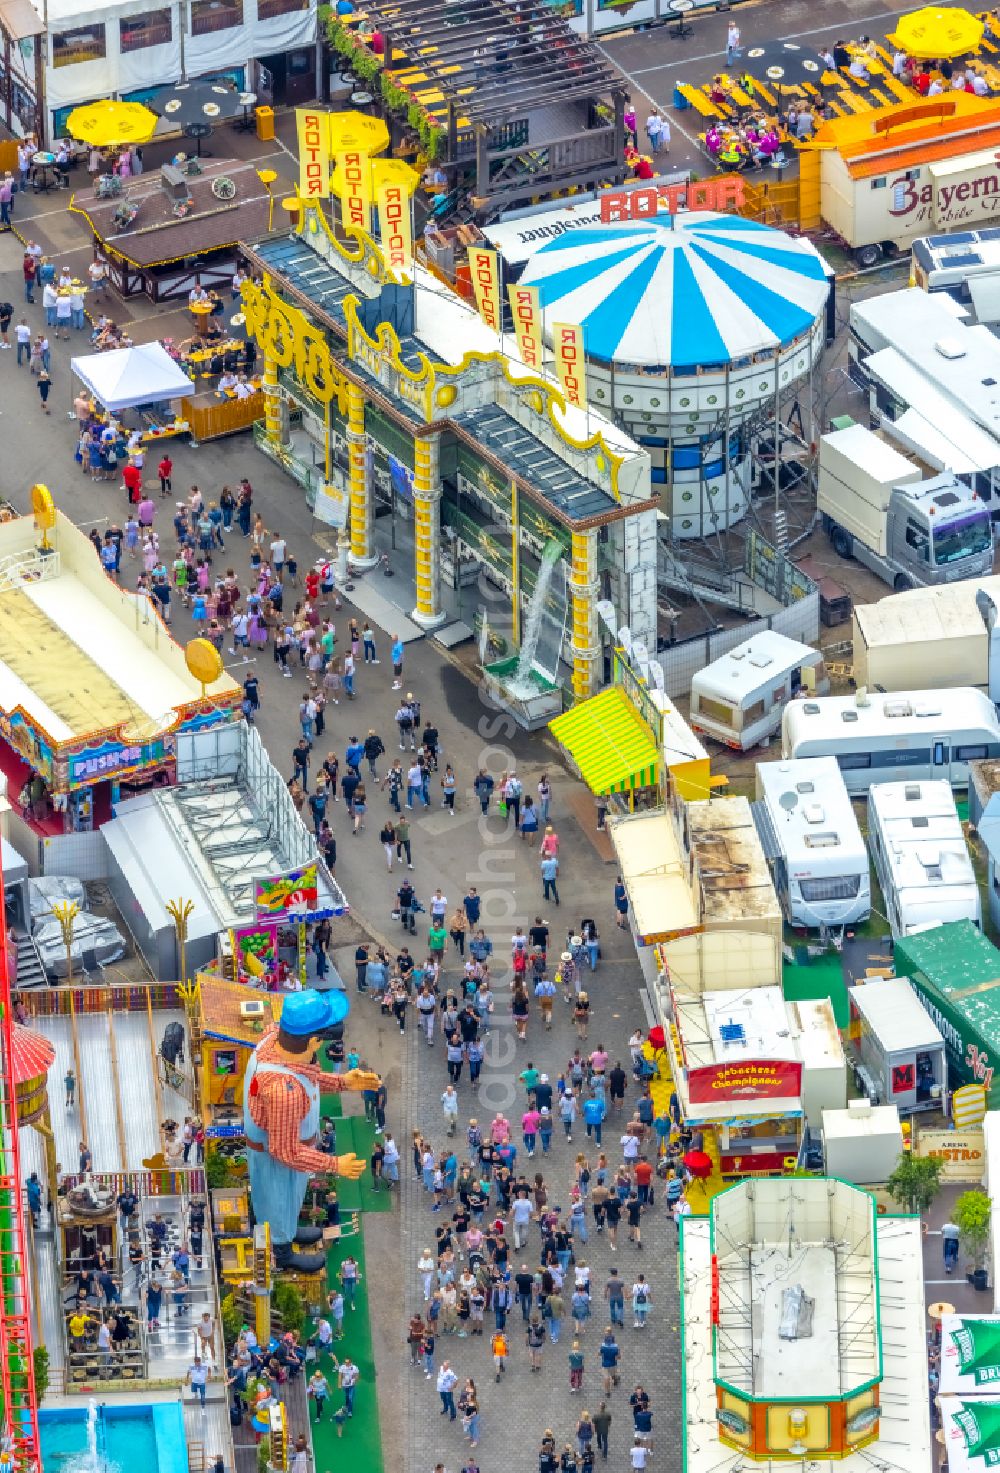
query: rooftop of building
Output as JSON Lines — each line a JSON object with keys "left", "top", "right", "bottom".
{"left": 334, "top": 0, "right": 621, "bottom": 127}
{"left": 809, "top": 95, "right": 1000, "bottom": 177}
{"left": 688, "top": 795, "right": 782, "bottom": 925}
{"left": 855, "top": 576, "right": 1000, "bottom": 649}
{"left": 709, "top": 1178, "right": 882, "bottom": 1401}
{"left": 894, "top": 918, "right": 1000, "bottom": 998}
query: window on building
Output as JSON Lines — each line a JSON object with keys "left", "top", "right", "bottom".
{"left": 190, "top": 0, "right": 243, "bottom": 33}
{"left": 257, "top": 0, "right": 307, "bottom": 19}
{"left": 52, "top": 23, "right": 106, "bottom": 66}
{"left": 120, "top": 9, "right": 172, "bottom": 50}
{"left": 957, "top": 744, "right": 989, "bottom": 761}
{"left": 836, "top": 752, "right": 872, "bottom": 770}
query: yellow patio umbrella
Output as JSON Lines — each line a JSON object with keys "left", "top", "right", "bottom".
{"left": 326, "top": 112, "right": 390, "bottom": 157}
{"left": 371, "top": 158, "right": 420, "bottom": 195}
{"left": 67, "top": 98, "right": 159, "bottom": 147}
{"left": 888, "top": 5, "right": 984, "bottom": 59}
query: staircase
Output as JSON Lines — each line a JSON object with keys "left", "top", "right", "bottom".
{"left": 14, "top": 930, "right": 46, "bottom": 989}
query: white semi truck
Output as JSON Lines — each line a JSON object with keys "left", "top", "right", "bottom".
{"left": 817, "top": 423, "right": 994, "bottom": 591}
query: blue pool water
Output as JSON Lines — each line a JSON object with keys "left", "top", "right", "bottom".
{"left": 40, "top": 1403, "right": 187, "bottom": 1473}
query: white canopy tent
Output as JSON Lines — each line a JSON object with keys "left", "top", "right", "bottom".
{"left": 71, "top": 342, "right": 195, "bottom": 412}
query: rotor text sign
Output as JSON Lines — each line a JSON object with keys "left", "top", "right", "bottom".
{"left": 600, "top": 175, "right": 746, "bottom": 224}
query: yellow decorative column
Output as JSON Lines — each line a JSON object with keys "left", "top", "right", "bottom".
{"left": 569, "top": 529, "right": 601, "bottom": 700}
{"left": 346, "top": 380, "right": 376, "bottom": 566}
{"left": 262, "top": 350, "right": 285, "bottom": 441}
{"left": 412, "top": 433, "right": 447, "bottom": 629}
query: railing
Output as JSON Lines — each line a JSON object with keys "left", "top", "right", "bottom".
{"left": 0, "top": 549, "right": 60, "bottom": 590}
{"left": 58, "top": 1168, "right": 207, "bottom": 1196}
{"left": 17, "top": 983, "right": 183, "bottom": 1014}
{"left": 488, "top": 126, "right": 617, "bottom": 192}
{"left": 455, "top": 119, "right": 529, "bottom": 159}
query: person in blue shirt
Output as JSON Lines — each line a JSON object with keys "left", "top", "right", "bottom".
{"left": 583, "top": 1092, "right": 606, "bottom": 1145}
{"left": 25, "top": 1172, "right": 42, "bottom": 1227}
{"left": 391, "top": 635, "right": 405, "bottom": 690}
{"left": 599, "top": 1331, "right": 620, "bottom": 1394}
{"left": 463, "top": 888, "right": 481, "bottom": 925}
{"left": 541, "top": 854, "right": 560, "bottom": 905}
{"left": 345, "top": 737, "right": 363, "bottom": 776}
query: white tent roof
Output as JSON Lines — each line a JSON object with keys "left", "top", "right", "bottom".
{"left": 71, "top": 342, "right": 195, "bottom": 411}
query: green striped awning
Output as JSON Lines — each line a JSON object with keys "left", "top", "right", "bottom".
{"left": 550, "top": 686, "right": 660, "bottom": 796}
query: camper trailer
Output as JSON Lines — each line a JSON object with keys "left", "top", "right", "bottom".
{"left": 753, "top": 757, "right": 870, "bottom": 930}
{"left": 867, "top": 778, "right": 981, "bottom": 938}
{"left": 689, "top": 631, "right": 829, "bottom": 752}
{"left": 781, "top": 687, "right": 1000, "bottom": 793}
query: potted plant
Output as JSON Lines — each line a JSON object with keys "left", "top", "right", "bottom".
{"left": 955, "top": 1188, "right": 993, "bottom": 1290}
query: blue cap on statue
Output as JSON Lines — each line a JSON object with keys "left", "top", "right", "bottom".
{"left": 280, "top": 988, "right": 349, "bottom": 1036}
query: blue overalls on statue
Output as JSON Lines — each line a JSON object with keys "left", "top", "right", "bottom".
{"left": 244, "top": 1052, "right": 321, "bottom": 1246}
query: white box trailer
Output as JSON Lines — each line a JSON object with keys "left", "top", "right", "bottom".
{"left": 753, "top": 756, "right": 870, "bottom": 930}
{"left": 848, "top": 975, "right": 947, "bottom": 1114}
{"left": 867, "top": 778, "right": 981, "bottom": 938}
{"left": 689, "top": 631, "right": 829, "bottom": 752}
{"left": 853, "top": 577, "right": 1000, "bottom": 697}
{"left": 818, "top": 425, "right": 920, "bottom": 559}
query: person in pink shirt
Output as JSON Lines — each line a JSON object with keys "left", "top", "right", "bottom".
{"left": 522, "top": 1107, "right": 541, "bottom": 1156}
{"left": 540, "top": 826, "right": 559, "bottom": 859}
{"left": 490, "top": 1113, "right": 510, "bottom": 1145}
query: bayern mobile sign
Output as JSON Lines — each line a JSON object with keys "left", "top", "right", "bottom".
{"left": 873, "top": 147, "right": 1000, "bottom": 235}
{"left": 686, "top": 1058, "right": 803, "bottom": 1107}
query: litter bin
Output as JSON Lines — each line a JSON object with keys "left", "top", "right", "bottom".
{"left": 673, "top": 84, "right": 690, "bottom": 110}
{"left": 256, "top": 105, "right": 275, "bottom": 142}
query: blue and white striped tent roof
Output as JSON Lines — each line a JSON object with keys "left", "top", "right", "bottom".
{"left": 519, "top": 211, "right": 829, "bottom": 370}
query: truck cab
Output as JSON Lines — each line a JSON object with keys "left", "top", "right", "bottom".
{"left": 885, "top": 475, "right": 994, "bottom": 587}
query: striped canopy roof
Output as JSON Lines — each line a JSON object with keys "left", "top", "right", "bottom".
{"left": 520, "top": 211, "right": 829, "bottom": 369}
{"left": 9, "top": 1023, "right": 55, "bottom": 1084}
{"left": 550, "top": 686, "right": 659, "bottom": 796}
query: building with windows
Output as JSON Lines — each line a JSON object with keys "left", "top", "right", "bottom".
{"left": 239, "top": 207, "right": 659, "bottom": 700}
{"left": 24, "top": 0, "right": 316, "bottom": 139}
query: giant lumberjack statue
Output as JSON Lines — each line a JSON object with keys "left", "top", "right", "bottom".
{"left": 244, "top": 989, "right": 379, "bottom": 1272}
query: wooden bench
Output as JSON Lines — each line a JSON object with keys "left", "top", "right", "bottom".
{"left": 839, "top": 90, "right": 873, "bottom": 113}
{"left": 881, "top": 71, "right": 914, "bottom": 101}
{"left": 678, "top": 83, "right": 722, "bottom": 118}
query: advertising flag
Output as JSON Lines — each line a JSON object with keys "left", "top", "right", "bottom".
{"left": 296, "top": 109, "right": 330, "bottom": 200}
{"left": 336, "top": 150, "right": 372, "bottom": 231}
{"left": 468, "top": 246, "right": 502, "bottom": 333}
{"left": 508, "top": 283, "right": 544, "bottom": 372}
{"left": 377, "top": 180, "right": 413, "bottom": 281}
{"left": 552, "top": 321, "right": 586, "bottom": 407}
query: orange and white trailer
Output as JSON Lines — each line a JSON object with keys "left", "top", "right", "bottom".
{"left": 801, "top": 95, "right": 1000, "bottom": 268}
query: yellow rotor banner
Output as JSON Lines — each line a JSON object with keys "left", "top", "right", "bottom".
{"left": 508, "top": 283, "right": 544, "bottom": 373}
{"left": 468, "top": 247, "right": 502, "bottom": 333}
{"left": 552, "top": 321, "right": 586, "bottom": 407}
{"left": 296, "top": 108, "right": 330, "bottom": 200}
{"left": 336, "top": 151, "right": 372, "bottom": 232}
{"left": 376, "top": 180, "right": 413, "bottom": 281}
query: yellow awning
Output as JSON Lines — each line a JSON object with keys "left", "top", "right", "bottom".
{"left": 550, "top": 686, "right": 659, "bottom": 795}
